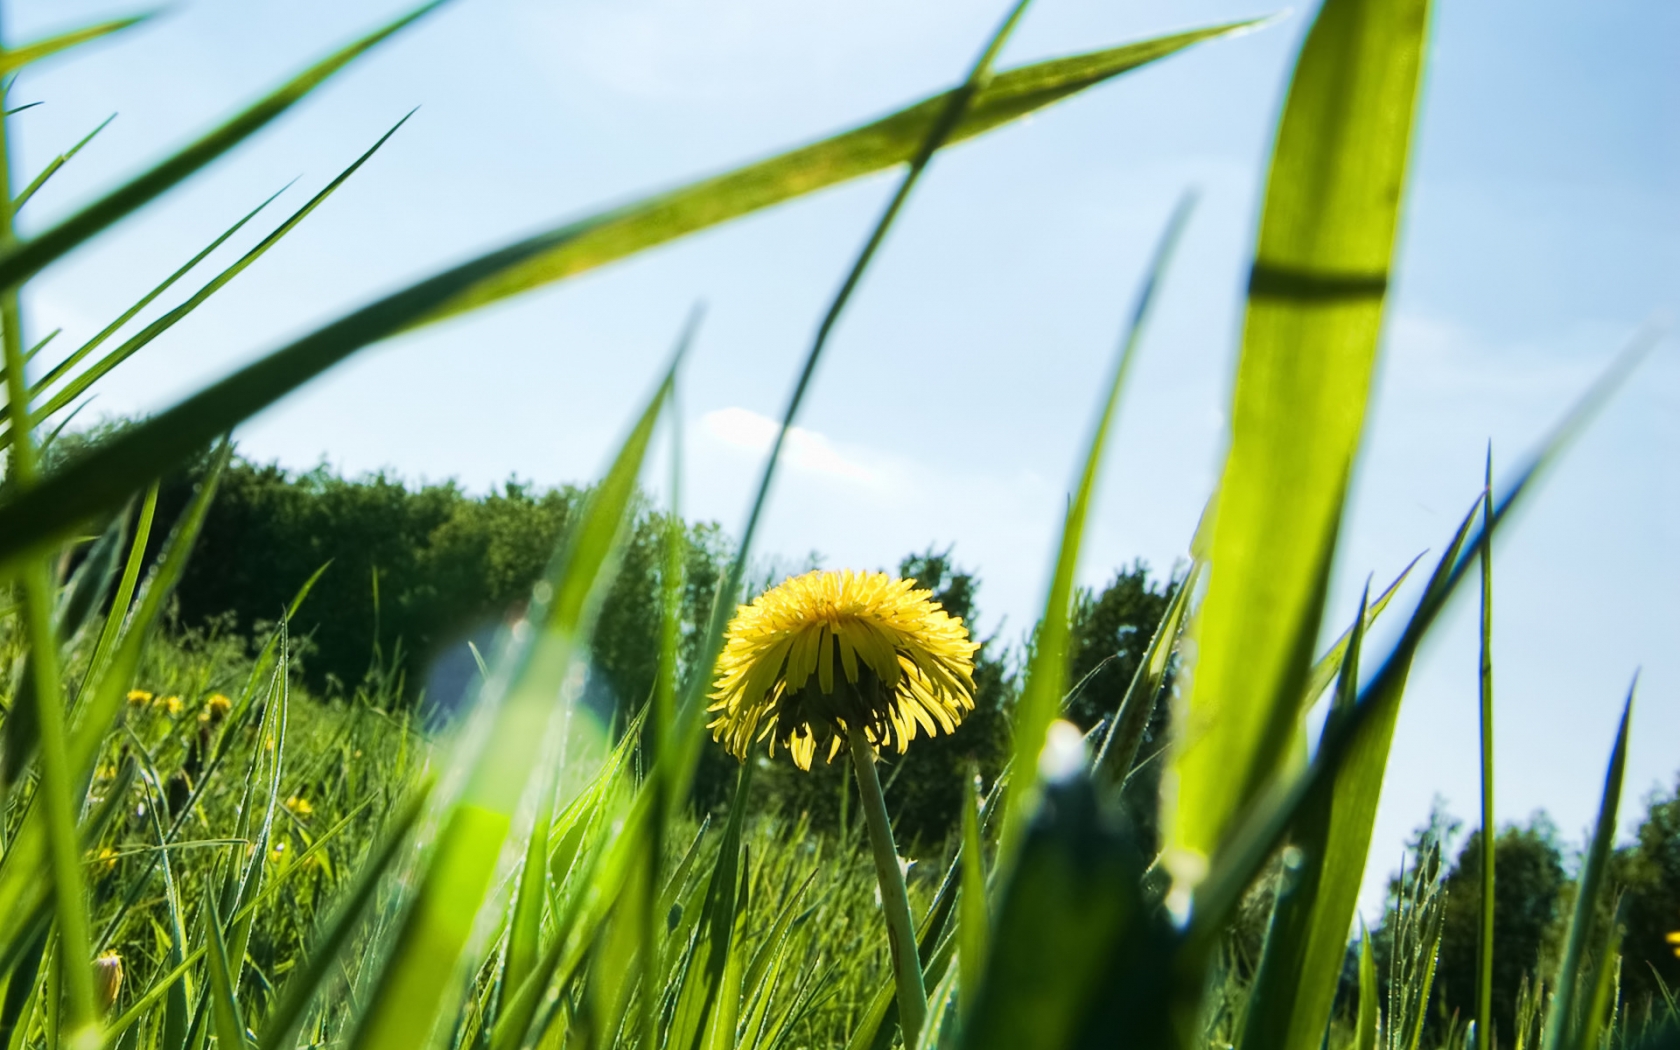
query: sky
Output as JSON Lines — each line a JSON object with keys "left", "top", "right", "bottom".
{"left": 7, "top": 0, "right": 1677, "bottom": 917}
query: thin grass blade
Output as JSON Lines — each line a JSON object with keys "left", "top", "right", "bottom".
{"left": 1001, "top": 193, "right": 1194, "bottom": 861}
{"left": 14, "top": 112, "right": 116, "bottom": 210}
{"left": 0, "top": 3, "right": 443, "bottom": 294}
{"left": 0, "top": 16, "right": 151, "bottom": 75}
{"left": 1542, "top": 688, "right": 1634, "bottom": 1050}
{"left": 1476, "top": 448, "right": 1496, "bottom": 1043}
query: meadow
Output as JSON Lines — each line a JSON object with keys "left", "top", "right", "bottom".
{"left": 0, "top": 1, "right": 1674, "bottom": 1050}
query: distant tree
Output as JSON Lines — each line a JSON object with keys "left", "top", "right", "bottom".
{"left": 1612, "top": 775, "right": 1680, "bottom": 1010}
{"left": 1432, "top": 816, "right": 1568, "bottom": 1045}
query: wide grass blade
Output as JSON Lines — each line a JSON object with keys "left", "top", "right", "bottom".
{"left": 1001, "top": 193, "right": 1193, "bottom": 861}
{"left": 0, "top": 15, "right": 151, "bottom": 75}
{"left": 345, "top": 347, "right": 679, "bottom": 1050}
{"left": 0, "top": 3, "right": 443, "bottom": 295}
{"left": 0, "top": 21, "right": 1253, "bottom": 569}
{"left": 1541, "top": 688, "right": 1634, "bottom": 1050}
{"left": 1166, "top": 0, "right": 1435, "bottom": 885}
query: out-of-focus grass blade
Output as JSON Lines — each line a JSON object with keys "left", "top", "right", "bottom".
{"left": 669, "top": 763, "right": 754, "bottom": 1050}
{"left": 21, "top": 117, "right": 411, "bottom": 432}
{"left": 346, "top": 353, "right": 677, "bottom": 1050}
{"left": 0, "top": 20, "right": 1254, "bottom": 569}
{"left": 1356, "top": 922, "right": 1378, "bottom": 1050}
{"left": 1188, "top": 328, "right": 1657, "bottom": 948}
{"left": 256, "top": 784, "right": 431, "bottom": 1050}
{"left": 1238, "top": 579, "right": 1389, "bottom": 1050}
{"left": 0, "top": 15, "right": 151, "bottom": 75}
{"left": 958, "top": 771, "right": 988, "bottom": 1021}
{"left": 1476, "top": 448, "right": 1496, "bottom": 1043}
{"left": 23, "top": 188, "right": 286, "bottom": 404}
{"left": 960, "top": 777, "right": 1166, "bottom": 1050}
{"left": 1002, "top": 194, "right": 1193, "bottom": 861}
{"left": 0, "top": 3, "right": 442, "bottom": 295}
{"left": 1166, "top": 0, "right": 1434, "bottom": 884}
{"left": 1092, "top": 557, "right": 1200, "bottom": 786}
{"left": 1541, "top": 689, "right": 1633, "bottom": 1050}
{"left": 77, "top": 482, "right": 157, "bottom": 700}
{"left": 14, "top": 113, "right": 116, "bottom": 210}
{"left": 412, "top": 22, "right": 1253, "bottom": 328}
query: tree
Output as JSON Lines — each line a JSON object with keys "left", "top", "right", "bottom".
{"left": 1433, "top": 816, "right": 1568, "bottom": 1044}
{"left": 1613, "top": 775, "right": 1680, "bottom": 1010}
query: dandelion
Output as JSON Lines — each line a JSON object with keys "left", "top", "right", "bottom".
{"left": 89, "top": 846, "right": 119, "bottom": 873}
{"left": 708, "top": 569, "right": 977, "bottom": 769}
{"left": 202, "top": 693, "right": 232, "bottom": 723}
{"left": 285, "top": 795, "right": 313, "bottom": 817}
{"left": 1667, "top": 929, "right": 1680, "bottom": 959}
{"left": 93, "top": 951, "right": 123, "bottom": 1013}
{"left": 155, "top": 695, "right": 182, "bottom": 716}
{"left": 709, "top": 569, "right": 977, "bottom": 1045}
{"left": 126, "top": 690, "right": 152, "bottom": 706}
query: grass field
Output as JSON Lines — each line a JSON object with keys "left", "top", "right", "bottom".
{"left": 0, "top": 1, "right": 1671, "bottom": 1050}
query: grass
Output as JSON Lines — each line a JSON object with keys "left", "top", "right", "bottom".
{"left": 0, "top": 1, "right": 1670, "bottom": 1050}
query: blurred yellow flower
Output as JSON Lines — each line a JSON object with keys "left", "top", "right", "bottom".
{"left": 709, "top": 570, "right": 977, "bottom": 770}
{"left": 1667, "top": 929, "right": 1680, "bottom": 958}
{"left": 154, "top": 695, "right": 182, "bottom": 716}
{"left": 285, "top": 795, "right": 313, "bottom": 817}
{"left": 203, "top": 693, "right": 233, "bottom": 722}
{"left": 126, "top": 690, "right": 152, "bottom": 706}
{"left": 93, "top": 951, "right": 123, "bottom": 1013}
{"left": 91, "top": 846, "right": 119, "bottom": 872}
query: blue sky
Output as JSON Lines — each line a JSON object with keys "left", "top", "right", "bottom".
{"left": 9, "top": 0, "right": 1677, "bottom": 915}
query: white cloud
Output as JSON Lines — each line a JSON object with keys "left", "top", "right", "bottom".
{"left": 700, "top": 406, "right": 878, "bottom": 484}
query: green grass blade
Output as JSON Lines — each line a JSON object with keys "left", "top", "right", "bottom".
{"left": 1167, "top": 0, "right": 1434, "bottom": 886}
{"left": 1001, "top": 193, "right": 1193, "bottom": 862}
{"left": 1189, "top": 494, "right": 1478, "bottom": 951}
{"left": 958, "top": 771, "right": 988, "bottom": 1021}
{"left": 22, "top": 186, "right": 287, "bottom": 404}
{"left": 501, "top": 777, "right": 552, "bottom": 1011}
{"left": 410, "top": 22, "right": 1254, "bottom": 328}
{"left": 346, "top": 352, "right": 678, "bottom": 1050}
{"left": 256, "top": 784, "right": 431, "bottom": 1050}
{"left": 1298, "top": 553, "right": 1420, "bottom": 712}
{"left": 1477, "top": 447, "right": 1496, "bottom": 1045}
{"left": 0, "top": 22, "right": 1252, "bottom": 566}
{"left": 202, "top": 885, "right": 250, "bottom": 1050}
{"left": 1356, "top": 922, "right": 1378, "bottom": 1050}
{"left": 1092, "top": 557, "right": 1200, "bottom": 785}
{"left": 0, "top": 3, "right": 442, "bottom": 295}
{"left": 14, "top": 112, "right": 116, "bottom": 210}
{"left": 75, "top": 483, "right": 156, "bottom": 704}
{"left": 1186, "top": 330, "right": 1654, "bottom": 957}
{"left": 1238, "top": 579, "right": 1388, "bottom": 1050}
{"left": 1541, "top": 688, "right": 1633, "bottom": 1050}
{"left": 0, "top": 15, "right": 151, "bottom": 75}
{"left": 21, "top": 116, "right": 411, "bottom": 432}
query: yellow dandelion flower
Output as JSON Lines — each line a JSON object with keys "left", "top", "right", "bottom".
{"left": 93, "top": 951, "right": 123, "bottom": 1013}
{"left": 1667, "top": 929, "right": 1680, "bottom": 958}
{"left": 708, "top": 570, "right": 978, "bottom": 771}
{"left": 126, "top": 690, "right": 152, "bottom": 706}
{"left": 285, "top": 795, "right": 313, "bottom": 817}
{"left": 156, "top": 695, "right": 182, "bottom": 716}
{"left": 90, "top": 846, "right": 119, "bottom": 872}
{"left": 203, "top": 693, "right": 233, "bottom": 722}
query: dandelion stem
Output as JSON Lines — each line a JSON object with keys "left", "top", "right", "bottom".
{"left": 846, "top": 723, "right": 927, "bottom": 1047}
